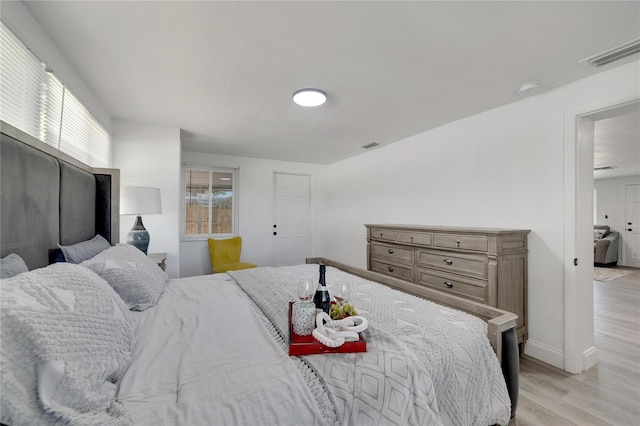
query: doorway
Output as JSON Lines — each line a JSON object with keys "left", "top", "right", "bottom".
{"left": 593, "top": 105, "right": 640, "bottom": 268}
{"left": 565, "top": 98, "right": 640, "bottom": 374}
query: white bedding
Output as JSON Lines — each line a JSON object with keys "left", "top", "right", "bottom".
{"left": 118, "top": 265, "right": 511, "bottom": 426}
{"left": 118, "top": 274, "right": 329, "bottom": 425}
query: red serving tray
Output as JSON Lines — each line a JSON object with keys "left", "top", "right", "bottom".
{"left": 288, "top": 302, "right": 367, "bottom": 356}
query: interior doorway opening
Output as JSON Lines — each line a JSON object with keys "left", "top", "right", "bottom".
{"left": 565, "top": 99, "right": 640, "bottom": 374}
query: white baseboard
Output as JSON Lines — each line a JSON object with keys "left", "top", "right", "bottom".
{"left": 582, "top": 345, "right": 598, "bottom": 371}
{"left": 523, "top": 339, "right": 564, "bottom": 369}
{"left": 524, "top": 341, "right": 599, "bottom": 373}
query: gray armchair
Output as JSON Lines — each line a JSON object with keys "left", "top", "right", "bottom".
{"left": 594, "top": 225, "right": 619, "bottom": 266}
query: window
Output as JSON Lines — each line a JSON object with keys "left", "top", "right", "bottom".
{"left": 58, "top": 89, "right": 111, "bottom": 167}
{"left": 184, "top": 166, "right": 238, "bottom": 237}
{"left": 0, "top": 22, "right": 111, "bottom": 167}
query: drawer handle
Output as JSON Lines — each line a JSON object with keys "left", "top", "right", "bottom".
{"left": 443, "top": 259, "right": 453, "bottom": 265}
{"left": 387, "top": 266, "right": 394, "bottom": 272}
{"left": 456, "top": 240, "right": 461, "bottom": 248}
{"left": 444, "top": 281, "right": 453, "bottom": 288}
{"left": 388, "top": 248, "right": 394, "bottom": 254}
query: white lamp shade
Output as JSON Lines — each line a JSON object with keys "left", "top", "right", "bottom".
{"left": 120, "top": 186, "right": 162, "bottom": 215}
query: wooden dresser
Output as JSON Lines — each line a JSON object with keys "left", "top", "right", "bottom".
{"left": 366, "top": 224, "right": 530, "bottom": 345}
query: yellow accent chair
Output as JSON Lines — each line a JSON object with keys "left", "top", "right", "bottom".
{"left": 208, "top": 236, "right": 257, "bottom": 274}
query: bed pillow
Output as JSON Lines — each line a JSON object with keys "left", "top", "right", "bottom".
{"left": 58, "top": 234, "right": 111, "bottom": 263}
{"left": 81, "top": 244, "right": 169, "bottom": 311}
{"left": 0, "top": 263, "right": 134, "bottom": 426}
{"left": 0, "top": 253, "right": 29, "bottom": 278}
{"left": 594, "top": 229, "right": 609, "bottom": 242}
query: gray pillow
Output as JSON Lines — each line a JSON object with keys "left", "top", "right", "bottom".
{"left": 0, "top": 253, "right": 29, "bottom": 279}
{"left": 81, "top": 244, "right": 168, "bottom": 311}
{"left": 58, "top": 234, "right": 111, "bottom": 264}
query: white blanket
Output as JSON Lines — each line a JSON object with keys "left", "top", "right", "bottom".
{"left": 119, "top": 265, "right": 511, "bottom": 426}
{"left": 118, "top": 274, "right": 330, "bottom": 425}
{"left": 228, "top": 265, "right": 511, "bottom": 426}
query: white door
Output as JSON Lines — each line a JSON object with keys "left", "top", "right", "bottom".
{"left": 272, "top": 173, "right": 311, "bottom": 266}
{"left": 625, "top": 184, "right": 640, "bottom": 268}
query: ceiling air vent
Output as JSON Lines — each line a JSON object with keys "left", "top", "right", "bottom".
{"left": 580, "top": 38, "right": 640, "bottom": 67}
{"left": 361, "top": 142, "right": 380, "bottom": 150}
{"left": 594, "top": 166, "right": 617, "bottom": 171}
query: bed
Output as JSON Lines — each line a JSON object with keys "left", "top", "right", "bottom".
{"left": 0, "top": 122, "right": 519, "bottom": 425}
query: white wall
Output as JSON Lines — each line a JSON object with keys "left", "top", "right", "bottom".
{"left": 317, "top": 60, "right": 640, "bottom": 369}
{"left": 595, "top": 175, "right": 640, "bottom": 266}
{"left": 180, "top": 152, "right": 327, "bottom": 277}
{"left": 113, "top": 120, "right": 181, "bottom": 278}
{"left": 1, "top": 1, "right": 112, "bottom": 134}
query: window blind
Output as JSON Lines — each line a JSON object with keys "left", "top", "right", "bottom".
{"left": 0, "top": 22, "right": 54, "bottom": 142}
{"left": 0, "top": 21, "right": 111, "bottom": 167}
{"left": 59, "top": 89, "right": 112, "bottom": 167}
{"left": 42, "top": 73, "right": 64, "bottom": 148}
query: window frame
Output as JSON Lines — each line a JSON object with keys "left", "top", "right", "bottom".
{"left": 182, "top": 163, "right": 239, "bottom": 240}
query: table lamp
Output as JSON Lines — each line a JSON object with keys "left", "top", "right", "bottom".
{"left": 120, "top": 186, "right": 162, "bottom": 254}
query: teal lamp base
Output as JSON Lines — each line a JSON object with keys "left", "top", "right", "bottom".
{"left": 126, "top": 215, "right": 150, "bottom": 254}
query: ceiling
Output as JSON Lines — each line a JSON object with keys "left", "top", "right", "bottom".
{"left": 21, "top": 1, "right": 640, "bottom": 165}
{"left": 594, "top": 106, "right": 640, "bottom": 180}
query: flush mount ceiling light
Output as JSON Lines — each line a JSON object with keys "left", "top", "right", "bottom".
{"left": 516, "top": 81, "right": 540, "bottom": 95}
{"left": 292, "top": 89, "right": 327, "bottom": 107}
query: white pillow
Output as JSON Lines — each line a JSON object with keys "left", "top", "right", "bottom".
{"left": 0, "top": 263, "right": 134, "bottom": 425}
{"left": 81, "top": 244, "right": 168, "bottom": 311}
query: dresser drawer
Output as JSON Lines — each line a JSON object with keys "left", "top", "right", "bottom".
{"left": 396, "top": 231, "right": 432, "bottom": 246}
{"left": 433, "top": 233, "right": 489, "bottom": 252}
{"left": 416, "top": 249, "right": 487, "bottom": 279}
{"left": 370, "top": 242, "right": 413, "bottom": 264}
{"left": 369, "top": 227, "right": 398, "bottom": 242}
{"left": 417, "top": 269, "right": 488, "bottom": 304}
{"left": 371, "top": 259, "right": 414, "bottom": 281}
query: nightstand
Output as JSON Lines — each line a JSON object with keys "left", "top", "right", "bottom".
{"left": 148, "top": 252, "right": 167, "bottom": 271}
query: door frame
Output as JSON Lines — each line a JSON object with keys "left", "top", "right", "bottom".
{"left": 624, "top": 183, "right": 640, "bottom": 267}
{"left": 563, "top": 97, "right": 639, "bottom": 374}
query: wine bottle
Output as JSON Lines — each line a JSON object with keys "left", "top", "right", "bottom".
{"left": 313, "top": 263, "right": 331, "bottom": 315}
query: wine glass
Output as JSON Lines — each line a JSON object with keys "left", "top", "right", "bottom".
{"left": 297, "top": 278, "right": 315, "bottom": 302}
{"left": 333, "top": 282, "right": 351, "bottom": 306}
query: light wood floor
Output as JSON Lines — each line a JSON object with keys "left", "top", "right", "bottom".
{"left": 512, "top": 266, "right": 640, "bottom": 426}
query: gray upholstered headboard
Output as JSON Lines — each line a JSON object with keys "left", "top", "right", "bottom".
{"left": 0, "top": 121, "right": 119, "bottom": 270}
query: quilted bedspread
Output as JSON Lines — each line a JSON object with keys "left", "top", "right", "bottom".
{"left": 118, "top": 273, "right": 331, "bottom": 425}
{"left": 228, "top": 264, "right": 511, "bottom": 426}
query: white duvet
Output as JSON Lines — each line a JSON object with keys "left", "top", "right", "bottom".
{"left": 117, "top": 274, "right": 329, "bottom": 425}
{"left": 118, "top": 266, "right": 511, "bottom": 426}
